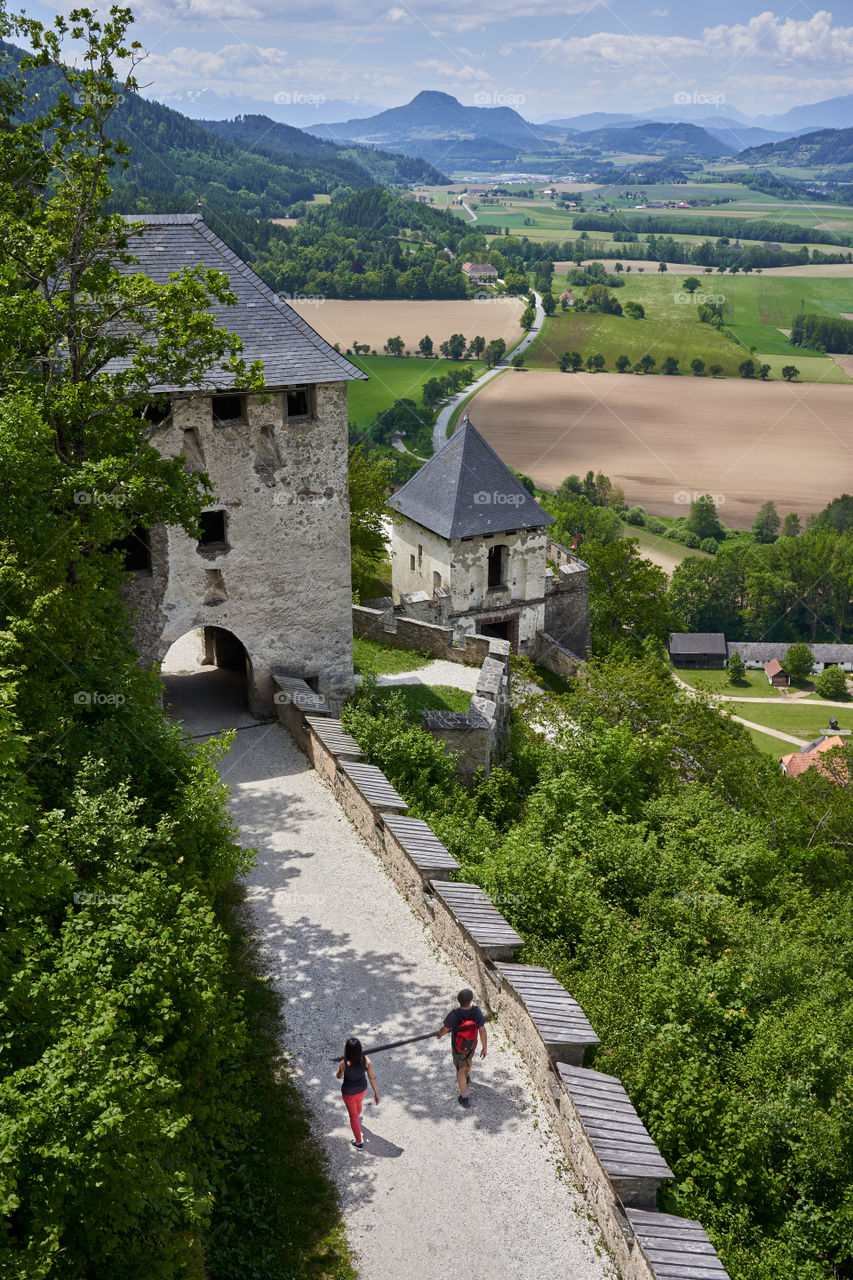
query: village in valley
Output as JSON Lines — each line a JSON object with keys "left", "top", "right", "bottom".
{"left": 2, "top": 6, "right": 853, "bottom": 1280}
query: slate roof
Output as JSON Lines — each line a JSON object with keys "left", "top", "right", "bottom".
{"left": 668, "top": 632, "right": 727, "bottom": 656}
{"left": 728, "top": 641, "right": 853, "bottom": 664}
{"left": 108, "top": 214, "right": 366, "bottom": 392}
{"left": 388, "top": 418, "right": 553, "bottom": 539}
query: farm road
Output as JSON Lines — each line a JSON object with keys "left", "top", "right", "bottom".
{"left": 162, "top": 635, "right": 614, "bottom": 1280}
{"left": 432, "top": 288, "right": 544, "bottom": 454}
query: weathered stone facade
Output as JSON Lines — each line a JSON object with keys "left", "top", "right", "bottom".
{"left": 386, "top": 419, "right": 590, "bottom": 663}
{"left": 124, "top": 385, "right": 355, "bottom": 714}
{"left": 116, "top": 214, "right": 364, "bottom": 715}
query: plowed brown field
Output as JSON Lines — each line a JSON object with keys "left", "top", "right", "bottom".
{"left": 469, "top": 370, "right": 853, "bottom": 527}
{"left": 288, "top": 298, "right": 524, "bottom": 353}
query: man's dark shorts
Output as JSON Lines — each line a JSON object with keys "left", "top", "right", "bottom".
{"left": 451, "top": 1046, "right": 474, "bottom": 1071}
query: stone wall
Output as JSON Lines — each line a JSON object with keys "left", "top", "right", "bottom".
{"left": 422, "top": 646, "right": 511, "bottom": 779}
{"left": 273, "top": 693, "right": 732, "bottom": 1280}
{"left": 533, "top": 631, "right": 582, "bottom": 680}
{"left": 124, "top": 384, "right": 355, "bottom": 714}
{"left": 353, "top": 604, "right": 493, "bottom": 665}
{"left": 544, "top": 540, "right": 591, "bottom": 657}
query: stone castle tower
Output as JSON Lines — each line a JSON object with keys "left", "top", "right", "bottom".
{"left": 119, "top": 215, "right": 365, "bottom": 713}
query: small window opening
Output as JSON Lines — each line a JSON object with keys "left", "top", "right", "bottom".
{"left": 410, "top": 554, "right": 416, "bottom": 571}
{"left": 487, "top": 544, "right": 507, "bottom": 589}
{"left": 212, "top": 394, "right": 244, "bottom": 421}
{"left": 286, "top": 387, "right": 311, "bottom": 419}
{"left": 198, "top": 510, "right": 227, "bottom": 547}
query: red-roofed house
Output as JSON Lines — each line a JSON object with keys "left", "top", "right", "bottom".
{"left": 764, "top": 658, "right": 789, "bottom": 687}
{"left": 781, "top": 736, "right": 849, "bottom": 782}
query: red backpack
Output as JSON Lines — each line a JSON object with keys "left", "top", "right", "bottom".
{"left": 454, "top": 1016, "right": 479, "bottom": 1055}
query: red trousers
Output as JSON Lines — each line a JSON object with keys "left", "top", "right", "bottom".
{"left": 343, "top": 1089, "right": 366, "bottom": 1143}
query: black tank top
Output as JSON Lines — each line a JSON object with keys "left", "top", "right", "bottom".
{"left": 342, "top": 1058, "right": 368, "bottom": 1095}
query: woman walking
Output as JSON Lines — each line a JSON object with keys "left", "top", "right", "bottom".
{"left": 336, "top": 1037, "right": 380, "bottom": 1150}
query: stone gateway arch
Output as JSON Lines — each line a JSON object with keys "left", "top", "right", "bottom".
{"left": 119, "top": 215, "right": 366, "bottom": 714}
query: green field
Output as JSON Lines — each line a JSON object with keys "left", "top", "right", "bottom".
{"left": 745, "top": 726, "right": 791, "bottom": 756}
{"left": 347, "top": 355, "right": 485, "bottom": 428}
{"left": 675, "top": 667, "right": 784, "bottom": 698}
{"left": 623, "top": 523, "right": 712, "bottom": 570}
{"left": 725, "top": 701, "right": 853, "bottom": 738}
{"left": 526, "top": 272, "right": 853, "bottom": 379}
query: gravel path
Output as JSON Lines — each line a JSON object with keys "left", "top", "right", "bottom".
{"left": 163, "top": 639, "right": 614, "bottom": 1280}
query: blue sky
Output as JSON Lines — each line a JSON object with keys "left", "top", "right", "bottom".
{"left": 23, "top": 1, "right": 853, "bottom": 122}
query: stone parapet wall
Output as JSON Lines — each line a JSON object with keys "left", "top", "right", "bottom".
{"left": 421, "top": 641, "right": 511, "bottom": 779}
{"left": 353, "top": 604, "right": 493, "bottom": 665}
{"left": 275, "top": 695, "right": 731, "bottom": 1280}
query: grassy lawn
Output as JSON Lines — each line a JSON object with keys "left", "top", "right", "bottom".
{"left": 353, "top": 636, "right": 432, "bottom": 674}
{"left": 675, "top": 667, "right": 779, "bottom": 698}
{"left": 744, "top": 726, "right": 790, "bottom": 757}
{"left": 724, "top": 701, "right": 853, "bottom": 737}
{"left": 379, "top": 683, "right": 472, "bottom": 716}
{"left": 625, "top": 523, "right": 711, "bottom": 572}
{"left": 347, "top": 355, "right": 485, "bottom": 429}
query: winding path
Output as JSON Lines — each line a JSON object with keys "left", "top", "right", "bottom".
{"left": 163, "top": 636, "right": 614, "bottom": 1280}
{"left": 432, "top": 289, "right": 545, "bottom": 455}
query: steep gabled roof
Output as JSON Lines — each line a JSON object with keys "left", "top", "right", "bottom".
{"left": 388, "top": 418, "right": 552, "bottom": 539}
{"left": 109, "top": 214, "right": 366, "bottom": 392}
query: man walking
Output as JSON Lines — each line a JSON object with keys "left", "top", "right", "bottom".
{"left": 437, "top": 988, "right": 487, "bottom": 1107}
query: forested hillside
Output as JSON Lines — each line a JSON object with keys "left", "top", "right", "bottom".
{"left": 0, "top": 39, "right": 446, "bottom": 220}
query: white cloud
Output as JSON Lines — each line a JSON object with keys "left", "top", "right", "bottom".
{"left": 415, "top": 59, "right": 489, "bottom": 82}
{"left": 646, "top": 8, "right": 668, "bottom": 16}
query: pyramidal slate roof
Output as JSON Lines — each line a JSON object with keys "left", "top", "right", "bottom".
{"left": 388, "top": 418, "right": 553, "bottom": 539}
{"left": 108, "top": 214, "right": 366, "bottom": 391}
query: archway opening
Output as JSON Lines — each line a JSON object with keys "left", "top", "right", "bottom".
{"left": 161, "top": 627, "right": 257, "bottom": 735}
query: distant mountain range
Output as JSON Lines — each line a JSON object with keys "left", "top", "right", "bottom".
{"left": 739, "top": 127, "right": 853, "bottom": 169}
{"left": 301, "top": 90, "right": 853, "bottom": 172}
{"left": 306, "top": 90, "right": 559, "bottom": 167}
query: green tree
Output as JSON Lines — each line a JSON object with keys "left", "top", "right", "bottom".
{"left": 569, "top": 350, "right": 583, "bottom": 371}
{"left": 624, "top": 301, "right": 645, "bottom": 319}
{"left": 637, "top": 354, "right": 656, "bottom": 374}
{"left": 615, "top": 354, "right": 631, "bottom": 372}
{"left": 738, "top": 358, "right": 756, "bottom": 378}
{"left": 421, "top": 376, "right": 444, "bottom": 407}
{"left": 662, "top": 355, "right": 679, "bottom": 375}
{"left": 691, "top": 358, "right": 706, "bottom": 376}
{"left": 682, "top": 276, "right": 701, "bottom": 293}
{"left": 657, "top": 260, "right": 668, "bottom": 273}
{"left": 686, "top": 495, "right": 724, "bottom": 542}
{"left": 726, "top": 651, "right": 746, "bottom": 683}
{"left": 814, "top": 665, "right": 848, "bottom": 699}
{"left": 511, "top": 351, "right": 525, "bottom": 368}
{"left": 583, "top": 538, "right": 682, "bottom": 655}
{"left": 520, "top": 304, "right": 535, "bottom": 330}
{"left": 468, "top": 334, "right": 485, "bottom": 358}
{"left": 781, "top": 365, "right": 800, "bottom": 382}
{"left": 418, "top": 334, "right": 434, "bottom": 357}
{"left": 784, "top": 642, "right": 815, "bottom": 682}
{"left": 541, "top": 292, "right": 556, "bottom": 315}
{"left": 0, "top": 11, "right": 289, "bottom": 1275}
{"left": 349, "top": 444, "right": 391, "bottom": 595}
{"left": 758, "top": 362, "right": 771, "bottom": 380}
{"left": 384, "top": 334, "right": 404, "bottom": 356}
{"left": 781, "top": 512, "right": 801, "bottom": 537}
{"left": 709, "top": 363, "right": 724, "bottom": 377}
{"left": 752, "top": 500, "right": 781, "bottom": 544}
